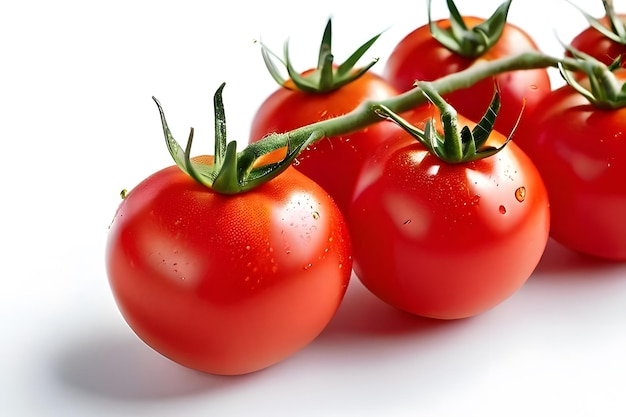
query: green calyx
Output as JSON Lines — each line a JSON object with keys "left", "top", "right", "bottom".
{"left": 153, "top": 83, "right": 321, "bottom": 195}
{"left": 374, "top": 81, "right": 514, "bottom": 164}
{"left": 428, "top": 0, "right": 512, "bottom": 58}
{"left": 259, "top": 18, "right": 382, "bottom": 93}
{"left": 568, "top": 0, "right": 626, "bottom": 45}
{"left": 558, "top": 43, "right": 626, "bottom": 109}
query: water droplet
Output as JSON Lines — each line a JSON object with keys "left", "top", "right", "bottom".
{"left": 499, "top": 205, "right": 507, "bottom": 214}
{"left": 515, "top": 186, "right": 526, "bottom": 202}
{"left": 403, "top": 219, "right": 412, "bottom": 225}
{"left": 471, "top": 195, "right": 481, "bottom": 205}
{"left": 303, "top": 263, "right": 312, "bottom": 270}
{"left": 312, "top": 211, "right": 320, "bottom": 220}
{"left": 293, "top": 159, "right": 300, "bottom": 166}
{"left": 529, "top": 84, "right": 538, "bottom": 90}
{"left": 245, "top": 245, "right": 251, "bottom": 250}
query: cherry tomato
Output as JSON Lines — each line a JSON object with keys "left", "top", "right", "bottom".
{"left": 348, "top": 109, "right": 550, "bottom": 319}
{"left": 249, "top": 71, "right": 400, "bottom": 214}
{"left": 514, "top": 71, "right": 626, "bottom": 260}
{"left": 567, "top": 3, "right": 626, "bottom": 72}
{"left": 383, "top": 16, "right": 551, "bottom": 136}
{"left": 569, "top": 18, "right": 626, "bottom": 68}
{"left": 106, "top": 156, "right": 352, "bottom": 375}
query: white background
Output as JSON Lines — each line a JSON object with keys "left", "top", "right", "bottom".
{"left": 2, "top": 0, "right": 626, "bottom": 416}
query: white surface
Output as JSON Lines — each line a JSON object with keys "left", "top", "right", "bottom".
{"left": 2, "top": 0, "right": 625, "bottom": 416}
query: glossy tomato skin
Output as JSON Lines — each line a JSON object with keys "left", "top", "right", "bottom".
{"left": 106, "top": 157, "right": 352, "bottom": 375}
{"left": 348, "top": 113, "right": 550, "bottom": 319}
{"left": 514, "top": 73, "right": 626, "bottom": 260}
{"left": 383, "top": 16, "right": 551, "bottom": 137}
{"left": 569, "top": 16, "right": 626, "bottom": 71}
{"left": 249, "top": 71, "right": 400, "bottom": 214}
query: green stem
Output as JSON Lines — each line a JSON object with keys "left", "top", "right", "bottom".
{"left": 243, "top": 51, "right": 573, "bottom": 160}
{"left": 418, "top": 81, "right": 463, "bottom": 161}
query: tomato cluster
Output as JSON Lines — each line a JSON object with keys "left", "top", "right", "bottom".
{"left": 106, "top": 0, "right": 626, "bottom": 375}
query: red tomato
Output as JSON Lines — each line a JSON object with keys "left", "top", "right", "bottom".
{"left": 514, "top": 71, "right": 626, "bottom": 260}
{"left": 106, "top": 156, "right": 352, "bottom": 375}
{"left": 569, "top": 18, "right": 626, "bottom": 68}
{"left": 348, "top": 109, "right": 550, "bottom": 319}
{"left": 249, "top": 70, "right": 400, "bottom": 214}
{"left": 568, "top": 6, "right": 626, "bottom": 71}
{"left": 383, "top": 16, "right": 551, "bottom": 137}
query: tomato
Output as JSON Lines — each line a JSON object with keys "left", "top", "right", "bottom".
{"left": 514, "top": 71, "right": 626, "bottom": 260}
{"left": 567, "top": 3, "right": 626, "bottom": 71}
{"left": 383, "top": 15, "right": 551, "bottom": 137}
{"left": 106, "top": 156, "right": 352, "bottom": 375}
{"left": 348, "top": 107, "right": 550, "bottom": 319}
{"left": 249, "top": 70, "right": 400, "bottom": 214}
{"left": 569, "top": 18, "right": 626, "bottom": 68}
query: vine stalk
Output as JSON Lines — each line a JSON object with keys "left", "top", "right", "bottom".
{"left": 244, "top": 51, "right": 576, "bottom": 160}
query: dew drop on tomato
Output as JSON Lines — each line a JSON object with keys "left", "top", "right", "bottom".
{"left": 515, "top": 186, "right": 526, "bottom": 202}
{"left": 499, "top": 205, "right": 507, "bottom": 214}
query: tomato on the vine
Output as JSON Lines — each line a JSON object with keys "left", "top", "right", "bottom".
{"left": 106, "top": 86, "right": 352, "bottom": 375}
{"left": 567, "top": 0, "right": 626, "bottom": 71}
{"left": 514, "top": 64, "right": 626, "bottom": 261}
{"left": 383, "top": 0, "right": 551, "bottom": 136}
{"left": 249, "top": 19, "right": 400, "bottom": 214}
{"left": 348, "top": 83, "right": 550, "bottom": 319}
